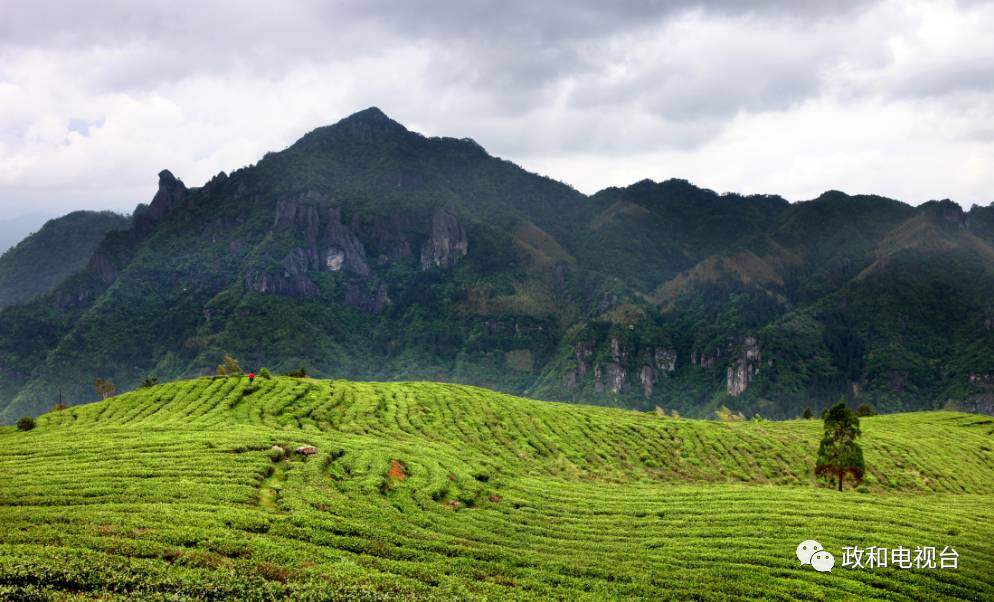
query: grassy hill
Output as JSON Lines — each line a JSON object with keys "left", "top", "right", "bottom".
{"left": 1, "top": 377, "right": 992, "bottom": 600}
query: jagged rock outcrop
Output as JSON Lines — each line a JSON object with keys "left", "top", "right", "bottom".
{"left": 638, "top": 366, "right": 654, "bottom": 397}
{"left": 566, "top": 339, "right": 674, "bottom": 397}
{"left": 274, "top": 198, "right": 321, "bottom": 242}
{"left": 575, "top": 341, "right": 594, "bottom": 378}
{"left": 597, "top": 337, "right": 628, "bottom": 394}
{"left": 68, "top": 170, "right": 188, "bottom": 297}
{"left": 726, "top": 336, "right": 761, "bottom": 396}
{"left": 592, "top": 361, "right": 626, "bottom": 394}
{"left": 420, "top": 209, "right": 467, "bottom": 270}
{"left": 143, "top": 170, "right": 188, "bottom": 223}
{"left": 562, "top": 341, "right": 592, "bottom": 391}
{"left": 249, "top": 198, "right": 371, "bottom": 296}
{"left": 203, "top": 171, "right": 228, "bottom": 193}
{"left": 635, "top": 347, "right": 677, "bottom": 397}
{"left": 692, "top": 348, "right": 722, "bottom": 369}
{"left": 270, "top": 197, "right": 369, "bottom": 276}
{"left": 655, "top": 349, "right": 677, "bottom": 372}
{"left": 324, "top": 208, "right": 369, "bottom": 275}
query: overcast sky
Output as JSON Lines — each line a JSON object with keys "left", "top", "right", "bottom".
{"left": 1, "top": 0, "right": 993, "bottom": 217}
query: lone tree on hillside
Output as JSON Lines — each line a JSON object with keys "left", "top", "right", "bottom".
{"left": 815, "top": 399, "right": 865, "bottom": 492}
{"left": 855, "top": 403, "right": 878, "bottom": 417}
{"left": 216, "top": 354, "right": 243, "bottom": 376}
{"left": 94, "top": 378, "right": 116, "bottom": 400}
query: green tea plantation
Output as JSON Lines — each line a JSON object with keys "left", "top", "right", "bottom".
{"left": 1, "top": 376, "right": 992, "bottom": 600}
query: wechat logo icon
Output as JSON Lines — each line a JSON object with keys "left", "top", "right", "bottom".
{"left": 797, "top": 540, "right": 835, "bottom": 573}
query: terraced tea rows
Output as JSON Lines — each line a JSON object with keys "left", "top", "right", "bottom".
{"left": 1, "top": 376, "right": 993, "bottom": 600}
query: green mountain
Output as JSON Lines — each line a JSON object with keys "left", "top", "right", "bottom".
{"left": 1, "top": 107, "right": 992, "bottom": 422}
{"left": 0, "top": 211, "right": 55, "bottom": 253}
{"left": 0, "top": 210, "right": 130, "bottom": 309}
{"left": 1, "top": 376, "right": 991, "bottom": 599}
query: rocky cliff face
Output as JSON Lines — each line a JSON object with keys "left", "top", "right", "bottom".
{"left": 271, "top": 196, "right": 370, "bottom": 276}
{"left": 594, "top": 362, "right": 626, "bottom": 394}
{"left": 273, "top": 197, "right": 321, "bottom": 239}
{"left": 420, "top": 209, "right": 468, "bottom": 270}
{"left": 726, "top": 336, "right": 761, "bottom": 396}
{"left": 252, "top": 201, "right": 467, "bottom": 298}
{"left": 636, "top": 347, "right": 678, "bottom": 396}
{"left": 248, "top": 196, "right": 372, "bottom": 297}
{"left": 323, "top": 208, "right": 369, "bottom": 275}
{"left": 138, "top": 170, "right": 188, "bottom": 227}
{"left": 575, "top": 340, "right": 594, "bottom": 379}
{"left": 563, "top": 335, "right": 677, "bottom": 398}
{"left": 691, "top": 348, "right": 723, "bottom": 369}
{"left": 966, "top": 373, "right": 994, "bottom": 415}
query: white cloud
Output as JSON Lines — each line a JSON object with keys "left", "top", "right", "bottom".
{"left": 1, "top": 0, "right": 993, "bottom": 216}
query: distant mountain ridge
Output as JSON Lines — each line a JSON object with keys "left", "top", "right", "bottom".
{"left": 0, "top": 212, "right": 55, "bottom": 254}
{"left": 0, "top": 107, "right": 992, "bottom": 422}
{"left": 0, "top": 211, "right": 130, "bottom": 309}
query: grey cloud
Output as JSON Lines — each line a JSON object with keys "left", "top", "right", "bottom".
{"left": 2, "top": 0, "right": 994, "bottom": 216}
{"left": 891, "top": 57, "right": 994, "bottom": 99}
{"left": 342, "top": 0, "right": 869, "bottom": 41}
{"left": 0, "top": 1, "right": 865, "bottom": 49}
{"left": 340, "top": 1, "right": 871, "bottom": 117}
{"left": 0, "top": 0, "right": 888, "bottom": 143}
{"left": 0, "top": 1, "right": 870, "bottom": 98}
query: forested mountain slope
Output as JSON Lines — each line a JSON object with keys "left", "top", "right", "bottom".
{"left": 1, "top": 108, "right": 992, "bottom": 422}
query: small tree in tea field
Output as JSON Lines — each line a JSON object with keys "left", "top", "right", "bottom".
{"left": 815, "top": 399, "right": 865, "bottom": 492}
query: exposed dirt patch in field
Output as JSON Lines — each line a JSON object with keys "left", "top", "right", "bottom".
{"left": 389, "top": 459, "right": 407, "bottom": 480}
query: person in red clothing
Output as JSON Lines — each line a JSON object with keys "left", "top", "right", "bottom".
{"left": 248, "top": 371, "right": 255, "bottom": 382}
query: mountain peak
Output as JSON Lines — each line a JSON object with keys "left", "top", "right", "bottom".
{"left": 157, "top": 169, "right": 177, "bottom": 188}
{"left": 346, "top": 106, "right": 389, "bottom": 121}
{"left": 919, "top": 198, "right": 966, "bottom": 228}
{"left": 336, "top": 106, "right": 406, "bottom": 131}
{"left": 288, "top": 107, "right": 408, "bottom": 152}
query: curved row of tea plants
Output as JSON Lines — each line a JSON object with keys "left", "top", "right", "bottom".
{"left": 1, "top": 376, "right": 992, "bottom": 600}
